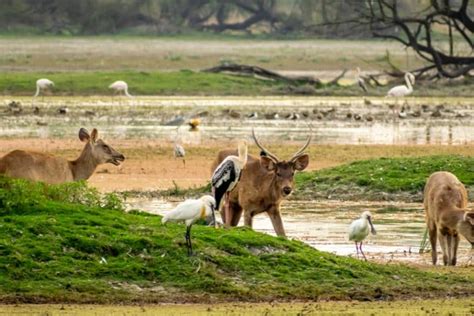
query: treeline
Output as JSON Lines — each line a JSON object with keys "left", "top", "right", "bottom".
{"left": 0, "top": 0, "right": 428, "bottom": 37}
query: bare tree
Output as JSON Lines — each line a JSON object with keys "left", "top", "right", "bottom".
{"left": 359, "top": 0, "right": 474, "bottom": 79}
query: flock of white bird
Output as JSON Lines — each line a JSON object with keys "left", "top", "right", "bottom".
{"left": 34, "top": 78, "right": 134, "bottom": 99}
{"left": 31, "top": 71, "right": 413, "bottom": 258}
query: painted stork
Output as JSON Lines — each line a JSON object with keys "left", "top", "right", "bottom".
{"left": 211, "top": 141, "right": 248, "bottom": 226}
{"left": 161, "top": 195, "right": 216, "bottom": 256}
{"left": 356, "top": 67, "right": 368, "bottom": 93}
{"left": 348, "top": 211, "right": 377, "bottom": 261}
{"left": 174, "top": 143, "right": 186, "bottom": 167}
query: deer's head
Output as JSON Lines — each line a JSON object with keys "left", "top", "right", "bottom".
{"left": 79, "top": 128, "right": 125, "bottom": 166}
{"left": 459, "top": 211, "right": 474, "bottom": 247}
{"left": 252, "top": 129, "right": 310, "bottom": 197}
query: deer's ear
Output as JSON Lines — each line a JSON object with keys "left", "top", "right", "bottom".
{"left": 90, "top": 128, "right": 98, "bottom": 143}
{"left": 79, "top": 128, "right": 90, "bottom": 142}
{"left": 293, "top": 154, "right": 309, "bottom": 171}
{"left": 465, "top": 212, "right": 474, "bottom": 225}
{"left": 260, "top": 156, "right": 276, "bottom": 171}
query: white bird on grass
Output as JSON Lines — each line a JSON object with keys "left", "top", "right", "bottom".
{"left": 348, "top": 211, "right": 377, "bottom": 261}
{"left": 109, "top": 80, "right": 133, "bottom": 98}
{"left": 211, "top": 140, "right": 248, "bottom": 226}
{"left": 356, "top": 67, "right": 368, "bottom": 93}
{"left": 33, "top": 78, "right": 54, "bottom": 101}
{"left": 162, "top": 195, "right": 216, "bottom": 256}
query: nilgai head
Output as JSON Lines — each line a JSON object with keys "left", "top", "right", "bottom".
{"left": 79, "top": 128, "right": 125, "bottom": 166}
{"left": 252, "top": 129, "right": 310, "bottom": 197}
{"left": 458, "top": 211, "right": 474, "bottom": 248}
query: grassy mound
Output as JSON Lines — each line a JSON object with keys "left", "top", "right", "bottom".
{"left": 0, "top": 177, "right": 473, "bottom": 304}
{"left": 295, "top": 155, "right": 474, "bottom": 201}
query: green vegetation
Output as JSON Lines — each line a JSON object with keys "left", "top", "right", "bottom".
{"left": 295, "top": 155, "right": 474, "bottom": 201}
{"left": 0, "top": 71, "right": 283, "bottom": 96}
{"left": 1, "top": 176, "right": 473, "bottom": 303}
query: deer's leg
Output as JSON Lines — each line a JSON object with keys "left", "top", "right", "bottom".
{"left": 268, "top": 208, "right": 286, "bottom": 237}
{"left": 452, "top": 233, "right": 460, "bottom": 266}
{"left": 229, "top": 202, "right": 243, "bottom": 226}
{"left": 244, "top": 210, "right": 253, "bottom": 228}
{"left": 438, "top": 228, "right": 449, "bottom": 266}
{"left": 428, "top": 222, "right": 437, "bottom": 265}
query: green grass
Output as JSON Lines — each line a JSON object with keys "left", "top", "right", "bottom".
{"left": 295, "top": 155, "right": 474, "bottom": 201}
{"left": 0, "top": 177, "right": 473, "bottom": 303}
{"left": 0, "top": 71, "right": 283, "bottom": 96}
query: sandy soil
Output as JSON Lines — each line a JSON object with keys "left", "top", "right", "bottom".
{"left": 1, "top": 138, "right": 473, "bottom": 192}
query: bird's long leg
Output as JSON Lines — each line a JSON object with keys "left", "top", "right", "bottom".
{"left": 224, "top": 192, "right": 231, "bottom": 226}
{"left": 211, "top": 205, "right": 217, "bottom": 229}
{"left": 355, "top": 242, "right": 359, "bottom": 258}
{"left": 185, "top": 225, "right": 193, "bottom": 256}
{"left": 359, "top": 242, "right": 367, "bottom": 261}
{"left": 182, "top": 158, "right": 186, "bottom": 168}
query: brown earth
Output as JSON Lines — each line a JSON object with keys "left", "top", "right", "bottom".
{"left": 1, "top": 138, "right": 473, "bottom": 192}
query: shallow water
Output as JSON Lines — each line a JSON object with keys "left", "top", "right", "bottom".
{"left": 1, "top": 96, "right": 473, "bottom": 145}
{"left": 128, "top": 199, "right": 473, "bottom": 266}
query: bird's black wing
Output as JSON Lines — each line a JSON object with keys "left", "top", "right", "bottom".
{"left": 211, "top": 159, "right": 236, "bottom": 210}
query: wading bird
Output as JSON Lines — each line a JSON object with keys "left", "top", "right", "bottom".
{"left": 386, "top": 72, "right": 415, "bottom": 117}
{"left": 34, "top": 78, "right": 54, "bottom": 101}
{"left": 174, "top": 143, "right": 186, "bottom": 167}
{"left": 348, "top": 211, "right": 376, "bottom": 260}
{"left": 211, "top": 141, "right": 247, "bottom": 226}
{"left": 109, "top": 80, "right": 133, "bottom": 98}
{"left": 356, "top": 67, "right": 368, "bottom": 93}
{"left": 161, "top": 195, "right": 216, "bottom": 256}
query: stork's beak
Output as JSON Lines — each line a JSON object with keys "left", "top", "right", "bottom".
{"left": 368, "top": 217, "right": 376, "bottom": 235}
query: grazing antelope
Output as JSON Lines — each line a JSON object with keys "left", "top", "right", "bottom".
{"left": 211, "top": 129, "right": 310, "bottom": 236}
{"left": 0, "top": 128, "right": 125, "bottom": 184}
{"left": 424, "top": 171, "right": 474, "bottom": 266}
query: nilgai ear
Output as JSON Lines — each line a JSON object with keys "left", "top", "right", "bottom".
{"left": 464, "top": 212, "right": 474, "bottom": 225}
{"left": 260, "top": 156, "right": 276, "bottom": 171}
{"left": 78, "top": 128, "right": 90, "bottom": 142}
{"left": 293, "top": 154, "right": 309, "bottom": 171}
{"left": 90, "top": 128, "right": 98, "bottom": 143}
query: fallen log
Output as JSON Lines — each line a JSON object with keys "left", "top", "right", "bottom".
{"left": 202, "top": 63, "right": 322, "bottom": 86}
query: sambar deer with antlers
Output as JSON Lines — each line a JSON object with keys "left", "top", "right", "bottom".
{"left": 212, "top": 129, "right": 310, "bottom": 236}
{"left": 0, "top": 128, "right": 125, "bottom": 184}
{"left": 424, "top": 171, "right": 474, "bottom": 266}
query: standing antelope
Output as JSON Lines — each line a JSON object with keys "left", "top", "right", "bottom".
{"left": 0, "top": 128, "right": 125, "bottom": 184}
{"left": 211, "top": 129, "right": 310, "bottom": 236}
{"left": 424, "top": 171, "right": 474, "bottom": 266}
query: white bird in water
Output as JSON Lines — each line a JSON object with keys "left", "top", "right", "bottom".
{"left": 211, "top": 140, "right": 248, "bottom": 226}
{"left": 109, "top": 80, "right": 133, "bottom": 98}
{"left": 34, "top": 78, "right": 54, "bottom": 100}
{"left": 386, "top": 72, "right": 415, "bottom": 117}
{"left": 355, "top": 67, "right": 368, "bottom": 93}
{"left": 348, "top": 211, "right": 376, "bottom": 261}
{"left": 162, "top": 195, "right": 216, "bottom": 256}
{"left": 174, "top": 143, "right": 186, "bottom": 167}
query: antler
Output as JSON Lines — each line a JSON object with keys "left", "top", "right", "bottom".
{"left": 289, "top": 127, "right": 312, "bottom": 162}
{"left": 252, "top": 128, "right": 279, "bottom": 162}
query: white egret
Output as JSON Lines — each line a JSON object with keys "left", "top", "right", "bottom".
{"left": 162, "top": 195, "right": 216, "bottom": 256}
